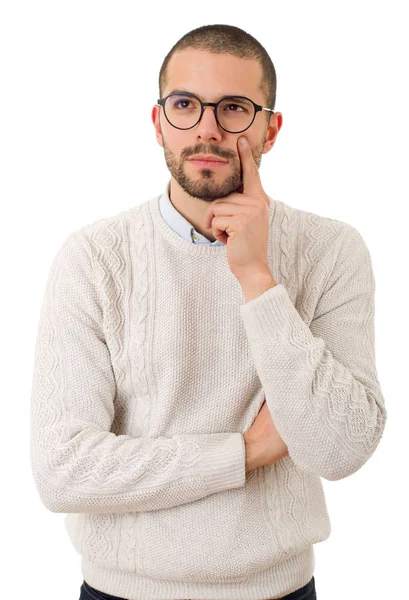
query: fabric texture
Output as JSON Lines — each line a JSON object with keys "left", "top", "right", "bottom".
{"left": 30, "top": 182, "right": 386, "bottom": 600}
{"left": 79, "top": 575, "right": 317, "bottom": 599}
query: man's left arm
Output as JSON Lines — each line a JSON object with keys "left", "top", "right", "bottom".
{"left": 239, "top": 224, "right": 387, "bottom": 481}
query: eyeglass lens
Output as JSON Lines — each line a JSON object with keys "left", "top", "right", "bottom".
{"left": 164, "top": 94, "right": 255, "bottom": 132}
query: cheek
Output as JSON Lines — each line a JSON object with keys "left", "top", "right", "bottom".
{"left": 164, "top": 132, "right": 190, "bottom": 153}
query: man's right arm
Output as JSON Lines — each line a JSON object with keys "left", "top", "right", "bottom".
{"left": 30, "top": 231, "right": 246, "bottom": 515}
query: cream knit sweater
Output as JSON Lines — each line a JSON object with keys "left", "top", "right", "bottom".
{"left": 30, "top": 186, "right": 387, "bottom": 600}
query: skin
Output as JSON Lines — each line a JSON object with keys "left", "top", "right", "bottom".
{"left": 151, "top": 49, "right": 283, "bottom": 242}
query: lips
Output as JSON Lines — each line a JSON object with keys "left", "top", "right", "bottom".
{"left": 188, "top": 156, "right": 228, "bottom": 163}
{"left": 188, "top": 159, "right": 228, "bottom": 168}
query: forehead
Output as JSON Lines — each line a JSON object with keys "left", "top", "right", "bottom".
{"left": 165, "top": 49, "right": 264, "bottom": 102}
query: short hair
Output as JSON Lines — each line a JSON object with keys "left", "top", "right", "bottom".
{"left": 158, "top": 24, "right": 277, "bottom": 123}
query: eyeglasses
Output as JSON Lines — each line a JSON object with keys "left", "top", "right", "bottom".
{"left": 157, "top": 92, "right": 274, "bottom": 134}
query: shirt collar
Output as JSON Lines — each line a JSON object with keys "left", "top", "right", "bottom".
{"left": 158, "top": 180, "right": 225, "bottom": 246}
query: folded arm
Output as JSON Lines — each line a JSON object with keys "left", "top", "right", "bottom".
{"left": 30, "top": 231, "right": 246, "bottom": 514}
{"left": 239, "top": 224, "right": 387, "bottom": 481}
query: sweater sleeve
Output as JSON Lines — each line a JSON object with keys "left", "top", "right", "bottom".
{"left": 30, "top": 232, "right": 245, "bottom": 515}
{"left": 239, "top": 224, "right": 387, "bottom": 481}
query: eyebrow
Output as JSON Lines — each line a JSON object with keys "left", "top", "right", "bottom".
{"left": 168, "top": 89, "right": 249, "bottom": 101}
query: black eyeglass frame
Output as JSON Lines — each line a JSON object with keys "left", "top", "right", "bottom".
{"left": 157, "top": 92, "right": 275, "bottom": 134}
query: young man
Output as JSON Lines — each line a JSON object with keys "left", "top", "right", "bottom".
{"left": 30, "top": 24, "right": 387, "bottom": 600}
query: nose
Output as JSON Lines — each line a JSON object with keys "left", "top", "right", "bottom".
{"left": 195, "top": 105, "right": 223, "bottom": 141}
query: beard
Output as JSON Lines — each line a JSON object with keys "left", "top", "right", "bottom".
{"left": 162, "top": 135, "right": 266, "bottom": 202}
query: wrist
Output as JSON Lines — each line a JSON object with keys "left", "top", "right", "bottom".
{"left": 239, "top": 270, "right": 277, "bottom": 303}
{"left": 243, "top": 432, "right": 259, "bottom": 472}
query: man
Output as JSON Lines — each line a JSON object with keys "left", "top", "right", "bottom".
{"left": 30, "top": 24, "right": 387, "bottom": 600}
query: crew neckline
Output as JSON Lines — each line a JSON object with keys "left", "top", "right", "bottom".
{"left": 148, "top": 191, "right": 277, "bottom": 255}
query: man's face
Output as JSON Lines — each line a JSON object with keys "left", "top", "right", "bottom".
{"left": 152, "top": 49, "right": 281, "bottom": 202}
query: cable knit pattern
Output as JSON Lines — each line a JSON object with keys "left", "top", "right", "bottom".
{"left": 30, "top": 190, "right": 387, "bottom": 600}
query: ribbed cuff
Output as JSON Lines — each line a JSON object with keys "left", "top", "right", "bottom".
{"left": 239, "top": 283, "right": 315, "bottom": 348}
{"left": 190, "top": 432, "right": 246, "bottom": 493}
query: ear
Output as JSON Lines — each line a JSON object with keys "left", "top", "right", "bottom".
{"left": 262, "top": 111, "right": 283, "bottom": 155}
{"left": 151, "top": 105, "right": 164, "bottom": 148}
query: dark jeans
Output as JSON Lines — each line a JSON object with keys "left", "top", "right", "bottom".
{"left": 79, "top": 576, "right": 317, "bottom": 600}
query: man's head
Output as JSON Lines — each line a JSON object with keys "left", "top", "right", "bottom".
{"left": 152, "top": 24, "right": 283, "bottom": 203}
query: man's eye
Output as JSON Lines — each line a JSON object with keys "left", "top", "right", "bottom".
{"left": 225, "top": 103, "right": 245, "bottom": 112}
{"left": 174, "top": 100, "right": 192, "bottom": 109}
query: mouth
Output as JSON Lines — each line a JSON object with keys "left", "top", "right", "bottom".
{"left": 188, "top": 157, "right": 228, "bottom": 167}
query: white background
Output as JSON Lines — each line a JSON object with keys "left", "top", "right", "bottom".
{"left": 1, "top": 1, "right": 407, "bottom": 599}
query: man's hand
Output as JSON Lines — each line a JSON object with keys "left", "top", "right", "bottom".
{"left": 244, "top": 399, "right": 289, "bottom": 472}
{"left": 203, "top": 136, "right": 276, "bottom": 286}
